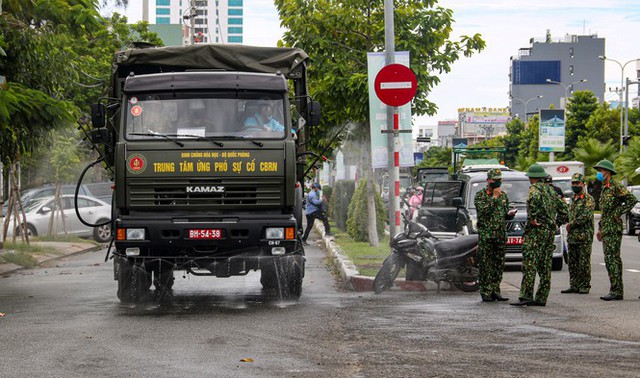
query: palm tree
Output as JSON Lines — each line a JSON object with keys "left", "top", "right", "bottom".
{"left": 573, "top": 138, "right": 619, "bottom": 181}
{"left": 616, "top": 137, "right": 640, "bottom": 185}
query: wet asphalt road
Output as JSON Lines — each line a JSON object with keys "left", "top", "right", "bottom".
{"left": 1, "top": 234, "right": 640, "bottom": 377}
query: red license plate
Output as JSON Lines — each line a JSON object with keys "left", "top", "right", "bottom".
{"left": 188, "top": 229, "right": 222, "bottom": 239}
{"left": 507, "top": 236, "right": 523, "bottom": 245}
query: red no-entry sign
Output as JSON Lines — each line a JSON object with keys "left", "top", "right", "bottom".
{"left": 374, "top": 63, "right": 417, "bottom": 107}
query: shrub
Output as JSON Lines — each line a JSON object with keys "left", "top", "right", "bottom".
{"left": 321, "top": 186, "right": 333, "bottom": 218}
{"left": 346, "top": 180, "right": 387, "bottom": 242}
{"left": 330, "top": 180, "right": 355, "bottom": 231}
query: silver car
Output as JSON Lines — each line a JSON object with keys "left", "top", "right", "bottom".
{"left": 4, "top": 194, "right": 112, "bottom": 243}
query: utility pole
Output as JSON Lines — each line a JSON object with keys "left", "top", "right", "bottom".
{"left": 190, "top": 0, "right": 196, "bottom": 45}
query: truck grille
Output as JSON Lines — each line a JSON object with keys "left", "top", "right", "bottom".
{"left": 127, "top": 178, "right": 283, "bottom": 209}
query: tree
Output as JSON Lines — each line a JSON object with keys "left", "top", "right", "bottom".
{"left": 564, "top": 90, "right": 599, "bottom": 158}
{"left": 501, "top": 118, "right": 525, "bottom": 168}
{"left": 275, "top": 0, "right": 485, "bottom": 151}
{"left": 573, "top": 138, "right": 618, "bottom": 182}
{"left": 616, "top": 137, "right": 640, "bottom": 185}
{"left": 413, "top": 146, "right": 451, "bottom": 174}
{"left": 583, "top": 103, "right": 620, "bottom": 146}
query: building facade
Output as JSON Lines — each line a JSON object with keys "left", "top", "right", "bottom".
{"left": 509, "top": 33, "right": 604, "bottom": 121}
{"left": 142, "top": 0, "right": 243, "bottom": 45}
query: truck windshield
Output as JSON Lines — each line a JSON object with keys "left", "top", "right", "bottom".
{"left": 468, "top": 179, "right": 531, "bottom": 209}
{"left": 124, "top": 94, "right": 287, "bottom": 140}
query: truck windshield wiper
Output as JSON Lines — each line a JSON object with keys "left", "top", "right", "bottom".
{"left": 129, "top": 132, "right": 184, "bottom": 147}
{"left": 173, "top": 134, "right": 224, "bottom": 147}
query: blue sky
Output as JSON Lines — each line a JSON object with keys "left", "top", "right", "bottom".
{"left": 119, "top": 0, "right": 640, "bottom": 128}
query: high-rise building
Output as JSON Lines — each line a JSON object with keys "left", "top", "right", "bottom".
{"left": 509, "top": 32, "right": 604, "bottom": 121}
{"left": 142, "top": 0, "right": 243, "bottom": 45}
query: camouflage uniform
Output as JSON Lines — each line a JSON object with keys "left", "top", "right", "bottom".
{"left": 474, "top": 169, "right": 514, "bottom": 299}
{"left": 599, "top": 178, "right": 637, "bottom": 297}
{"left": 519, "top": 178, "right": 568, "bottom": 305}
{"left": 566, "top": 173, "right": 595, "bottom": 293}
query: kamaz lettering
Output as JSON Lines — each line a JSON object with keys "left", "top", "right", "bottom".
{"left": 186, "top": 186, "right": 225, "bottom": 193}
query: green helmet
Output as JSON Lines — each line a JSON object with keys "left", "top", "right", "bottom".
{"left": 525, "top": 164, "right": 548, "bottom": 178}
{"left": 594, "top": 159, "right": 616, "bottom": 174}
{"left": 487, "top": 168, "right": 502, "bottom": 180}
{"left": 571, "top": 173, "right": 585, "bottom": 183}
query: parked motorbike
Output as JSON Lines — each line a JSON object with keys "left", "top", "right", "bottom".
{"left": 373, "top": 216, "right": 480, "bottom": 294}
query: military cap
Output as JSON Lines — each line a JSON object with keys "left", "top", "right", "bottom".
{"left": 525, "top": 164, "right": 548, "bottom": 178}
{"left": 487, "top": 168, "right": 502, "bottom": 180}
{"left": 594, "top": 159, "right": 616, "bottom": 174}
{"left": 571, "top": 173, "right": 585, "bottom": 183}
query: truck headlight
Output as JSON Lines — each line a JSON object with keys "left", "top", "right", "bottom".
{"left": 126, "top": 228, "right": 146, "bottom": 240}
{"left": 266, "top": 227, "right": 285, "bottom": 239}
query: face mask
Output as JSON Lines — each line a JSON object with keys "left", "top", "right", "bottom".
{"left": 489, "top": 181, "right": 502, "bottom": 188}
{"left": 571, "top": 186, "right": 582, "bottom": 194}
{"left": 596, "top": 172, "right": 605, "bottom": 182}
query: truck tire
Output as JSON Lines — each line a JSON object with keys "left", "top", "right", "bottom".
{"left": 628, "top": 217, "right": 636, "bottom": 236}
{"left": 116, "top": 256, "right": 151, "bottom": 304}
{"left": 260, "top": 255, "right": 304, "bottom": 300}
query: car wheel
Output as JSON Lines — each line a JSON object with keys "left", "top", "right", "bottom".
{"left": 93, "top": 220, "right": 112, "bottom": 243}
{"left": 16, "top": 224, "right": 37, "bottom": 238}
{"left": 628, "top": 217, "right": 636, "bottom": 236}
{"left": 552, "top": 256, "right": 563, "bottom": 271}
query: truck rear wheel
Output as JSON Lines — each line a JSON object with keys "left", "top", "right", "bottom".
{"left": 260, "top": 255, "right": 304, "bottom": 300}
{"left": 153, "top": 263, "right": 175, "bottom": 304}
{"left": 116, "top": 256, "right": 152, "bottom": 304}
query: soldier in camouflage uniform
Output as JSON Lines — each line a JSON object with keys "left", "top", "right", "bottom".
{"left": 594, "top": 160, "right": 638, "bottom": 301}
{"left": 561, "top": 173, "right": 595, "bottom": 294}
{"left": 474, "top": 168, "right": 517, "bottom": 302}
{"left": 512, "top": 164, "right": 568, "bottom": 307}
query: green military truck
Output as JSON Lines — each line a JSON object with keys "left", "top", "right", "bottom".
{"left": 90, "top": 44, "right": 320, "bottom": 302}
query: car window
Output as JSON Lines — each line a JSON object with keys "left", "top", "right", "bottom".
{"left": 77, "top": 198, "right": 100, "bottom": 208}
{"left": 468, "top": 179, "right": 530, "bottom": 208}
{"left": 423, "top": 181, "right": 462, "bottom": 207}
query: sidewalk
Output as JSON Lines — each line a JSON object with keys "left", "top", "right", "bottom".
{"left": 0, "top": 241, "right": 102, "bottom": 276}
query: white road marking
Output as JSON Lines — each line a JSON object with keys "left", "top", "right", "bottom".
{"left": 626, "top": 269, "right": 640, "bottom": 273}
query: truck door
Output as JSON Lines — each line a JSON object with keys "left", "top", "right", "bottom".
{"left": 417, "top": 181, "right": 463, "bottom": 238}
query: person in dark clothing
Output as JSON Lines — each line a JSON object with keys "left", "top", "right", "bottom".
{"left": 301, "top": 182, "right": 333, "bottom": 245}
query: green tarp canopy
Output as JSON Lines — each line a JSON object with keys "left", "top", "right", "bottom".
{"left": 112, "top": 44, "right": 309, "bottom": 79}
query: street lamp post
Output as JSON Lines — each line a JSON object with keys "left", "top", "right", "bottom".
{"left": 512, "top": 95, "right": 543, "bottom": 124}
{"left": 545, "top": 78, "right": 588, "bottom": 108}
{"left": 598, "top": 55, "right": 640, "bottom": 152}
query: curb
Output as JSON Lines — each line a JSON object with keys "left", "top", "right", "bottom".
{"left": 312, "top": 221, "right": 427, "bottom": 292}
{"left": 0, "top": 242, "right": 103, "bottom": 276}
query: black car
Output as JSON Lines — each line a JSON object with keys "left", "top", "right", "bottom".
{"left": 417, "top": 170, "right": 565, "bottom": 270}
{"left": 626, "top": 186, "right": 640, "bottom": 236}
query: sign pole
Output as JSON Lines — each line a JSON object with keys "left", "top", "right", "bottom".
{"left": 393, "top": 107, "right": 401, "bottom": 228}
{"left": 383, "top": 0, "right": 397, "bottom": 238}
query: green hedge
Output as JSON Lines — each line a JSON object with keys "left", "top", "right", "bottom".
{"left": 322, "top": 186, "right": 333, "bottom": 218}
{"left": 346, "top": 180, "right": 387, "bottom": 242}
{"left": 329, "top": 180, "right": 355, "bottom": 231}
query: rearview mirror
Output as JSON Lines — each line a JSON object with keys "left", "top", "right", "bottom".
{"left": 452, "top": 197, "right": 463, "bottom": 207}
{"left": 308, "top": 101, "right": 321, "bottom": 127}
{"left": 91, "top": 103, "right": 105, "bottom": 129}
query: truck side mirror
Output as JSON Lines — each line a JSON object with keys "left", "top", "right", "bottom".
{"left": 91, "top": 104, "right": 105, "bottom": 129}
{"left": 452, "top": 197, "right": 463, "bottom": 207}
{"left": 308, "top": 101, "right": 321, "bottom": 127}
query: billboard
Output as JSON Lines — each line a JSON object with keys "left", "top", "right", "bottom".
{"left": 538, "top": 109, "right": 565, "bottom": 152}
{"left": 367, "top": 52, "right": 414, "bottom": 169}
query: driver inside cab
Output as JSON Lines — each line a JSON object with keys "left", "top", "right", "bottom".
{"left": 243, "top": 99, "right": 285, "bottom": 133}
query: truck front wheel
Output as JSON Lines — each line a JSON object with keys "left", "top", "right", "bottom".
{"left": 116, "top": 256, "right": 152, "bottom": 304}
{"left": 260, "top": 255, "right": 304, "bottom": 300}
